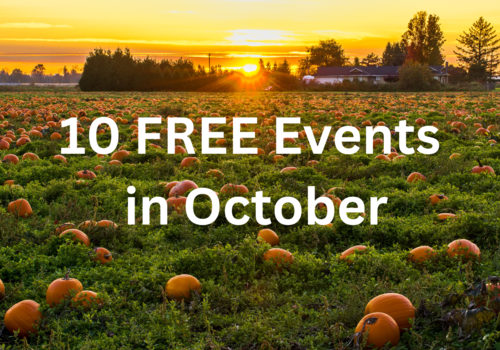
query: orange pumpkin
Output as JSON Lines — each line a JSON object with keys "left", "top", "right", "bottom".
{"left": 2, "top": 154, "right": 19, "bottom": 165}
{"left": 263, "top": 248, "right": 294, "bottom": 271}
{"left": 46, "top": 270, "right": 84, "bottom": 307}
{"left": 22, "top": 152, "right": 39, "bottom": 161}
{"left": 407, "top": 172, "right": 426, "bottom": 183}
{"left": 169, "top": 180, "right": 198, "bottom": 197}
{"left": 97, "top": 220, "right": 118, "bottom": 228}
{"left": 220, "top": 183, "right": 249, "bottom": 195}
{"left": 438, "top": 213, "right": 456, "bottom": 220}
{"left": 72, "top": 290, "right": 102, "bottom": 309}
{"left": 111, "top": 150, "right": 130, "bottom": 161}
{"left": 365, "top": 293, "right": 415, "bottom": 331}
{"left": 4, "top": 300, "right": 42, "bottom": 338}
{"left": 340, "top": 245, "right": 367, "bottom": 261}
{"left": 76, "top": 170, "right": 97, "bottom": 180}
{"left": 409, "top": 246, "right": 435, "bottom": 263}
{"left": 429, "top": 194, "right": 448, "bottom": 205}
{"left": 55, "top": 222, "right": 75, "bottom": 234}
{"left": 354, "top": 312, "right": 400, "bottom": 349}
{"left": 180, "top": 157, "right": 200, "bottom": 168}
{"left": 93, "top": 247, "right": 113, "bottom": 264}
{"left": 447, "top": 239, "right": 480, "bottom": 260}
{"left": 59, "top": 229, "right": 90, "bottom": 246}
{"left": 167, "top": 195, "right": 187, "bottom": 213}
{"left": 53, "top": 155, "right": 67, "bottom": 163}
{"left": 165, "top": 274, "right": 202, "bottom": 301}
{"left": 164, "top": 181, "right": 180, "bottom": 195}
{"left": 0, "top": 278, "right": 4, "bottom": 300}
{"left": 206, "top": 169, "right": 224, "bottom": 179}
{"left": 257, "top": 229, "right": 280, "bottom": 246}
{"left": 472, "top": 159, "right": 495, "bottom": 175}
{"left": 7, "top": 199, "right": 33, "bottom": 217}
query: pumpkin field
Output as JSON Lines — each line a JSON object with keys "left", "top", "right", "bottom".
{"left": 2, "top": 90, "right": 500, "bottom": 349}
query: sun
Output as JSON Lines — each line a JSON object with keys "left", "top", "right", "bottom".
{"left": 242, "top": 64, "right": 258, "bottom": 74}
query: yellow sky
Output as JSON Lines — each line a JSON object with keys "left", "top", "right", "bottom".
{"left": 1, "top": 0, "right": 499, "bottom": 74}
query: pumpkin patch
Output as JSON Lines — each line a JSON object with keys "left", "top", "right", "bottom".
{"left": 1, "top": 91, "right": 500, "bottom": 348}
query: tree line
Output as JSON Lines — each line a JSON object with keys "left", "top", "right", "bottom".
{"left": 78, "top": 48, "right": 298, "bottom": 92}
{"left": 0, "top": 65, "right": 81, "bottom": 84}
{"left": 297, "top": 12, "right": 499, "bottom": 83}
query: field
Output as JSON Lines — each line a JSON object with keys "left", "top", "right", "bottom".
{"left": 1, "top": 91, "right": 500, "bottom": 349}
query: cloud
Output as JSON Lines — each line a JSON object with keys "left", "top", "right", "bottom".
{"left": 314, "top": 30, "right": 384, "bottom": 40}
{"left": 0, "top": 23, "right": 71, "bottom": 29}
{"left": 225, "top": 29, "right": 299, "bottom": 46}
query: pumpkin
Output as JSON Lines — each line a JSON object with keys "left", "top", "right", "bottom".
{"left": 165, "top": 274, "right": 202, "bottom": 301}
{"left": 365, "top": 293, "right": 415, "bottom": 331}
{"left": 263, "top": 248, "right": 294, "bottom": 271}
{"left": 257, "top": 229, "right": 280, "bottom": 246}
{"left": 220, "top": 183, "right": 249, "bottom": 195}
{"left": 375, "top": 154, "right": 390, "bottom": 161}
{"left": 59, "top": 229, "right": 90, "bottom": 246}
{"left": 2, "top": 154, "right": 19, "bottom": 164}
{"left": 438, "top": 213, "right": 456, "bottom": 220}
{"left": 206, "top": 169, "right": 224, "bottom": 179}
{"left": 22, "top": 152, "right": 39, "bottom": 161}
{"left": 354, "top": 312, "right": 400, "bottom": 349}
{"left": 53, "top": 155, "right": 67, "bottom": 163}
{"left": 409, "top": 246, "right": 435, "bottom": 263}
{"left": 97, "top": 220, "right": 118, "bottom": 228}
{"left": 0, "top": 139, "right": 9, "bottom": 150}
{"left": 449, "top": 153, "right": 461, "bottom": 159}
{"left": 472, "top": 159, "right": 495, "bottom": 174}
{"left": 111, "top": 150, "right": 130, "bottom": 161}
{"left": 0, "top": 278, "right": 4, "bottom": 300}
{"left": 447, "top": 239, "right": 480, "bottom": 260}
{"left": 167, "top": 195, "right": 187, "bottom": 213}
{"left": 7, "top": 199, "right": 33, "bottom": 217}
{"left": 164, "top": 181, "right": 180, "bottom": 195}
{"left": 429, "top": 194, "right": 448, "bottom": 205}
{"left": 180, "top": 157, "right": 200, "bottom": 168}
{"left": 76, "top": 170, "right": 96, "bottom": 180}
{"left": 72, "top": 290, "right": 102, "bottom": 309}
{"left": 340, "top": 245, "right": 367, "bottom": 261}
{"left": 55, "top": 222, "right": 75, "bottom": 234}
{"left": 169, "top": 180, "right": 198, "bottom": 197}
{"left": 174, "top": 145, "right": 187, "bottom": 154}
{"left": 93, "top": 247, "right": 112, "bottom": 264}
{"left": 46, "top": 270, "right": 83, "bottom": 307}
{"left": 79, "top": 220, "right": 97, "bottom": 230}
{"left": 407, "top": 172, "right": 426, "bottom": 183}
{"left": 4, "top": 300, "right": 42, "bottom": 338}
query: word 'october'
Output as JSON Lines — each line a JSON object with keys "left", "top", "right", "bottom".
{"left": 127, "top": 186, "right": 388, "bottom": 226}
{"left": 61, "top": 117, "right": 440, "bottom": 156}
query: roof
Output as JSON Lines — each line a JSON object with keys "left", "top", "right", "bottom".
{"left": 314, "top": 65, "right": 447, "bottom": 77}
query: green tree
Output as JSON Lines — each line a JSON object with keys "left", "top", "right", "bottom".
{"left": 454, "top": 17, "right": 500, "bottom": 80}
{"left": 361, "top": 52, "right": 380, "bottom": 66}
{"left": 402, "top": 11, "right": 445, "bottom": 65}
{"left": 381, "top": 42, "right": 407, "bottom": 66}
{"left": 298, "top": 38, "right": 347, "bottom": 74}
{"left": 353, "top": 57, "right": 360, "bottom": 66}
{"left": 398, "top": 59, "right": 438, "bottom": 90}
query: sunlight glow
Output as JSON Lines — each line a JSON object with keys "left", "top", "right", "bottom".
{"left": 243, "top": 64, "right": 257, "bottom": 73}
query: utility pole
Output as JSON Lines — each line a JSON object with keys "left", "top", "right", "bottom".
{"left": 208, "top": 53, "right": 211, "bottom": 73}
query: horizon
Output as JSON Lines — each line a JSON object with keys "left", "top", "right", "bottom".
{"left": 1, "top": 0, "right": 500, "bottom": 75}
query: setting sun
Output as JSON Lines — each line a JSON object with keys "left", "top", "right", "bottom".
{"left": 243, "top": 64, "right": 258, "bottom": 74}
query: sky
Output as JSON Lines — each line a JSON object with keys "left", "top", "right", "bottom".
{"left": 1, "top": 0, "right": 499, "bottom": 74}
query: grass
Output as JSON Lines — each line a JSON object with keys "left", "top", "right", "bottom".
{"left": 0, "top": 91, "right": 500, "bottom": 349}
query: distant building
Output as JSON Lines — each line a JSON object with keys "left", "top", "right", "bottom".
{"left": 311, "top": 64, "right": 449, "bottom": 84}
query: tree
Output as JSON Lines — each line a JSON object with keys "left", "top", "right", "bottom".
{"left": 298, "top": 38, "right": 347, "bottom": 74}
{"left": 398, "top": 59, "right": 438, "bottom": 91}
{"left": 31, "top": 64, "right": 46, "bottom": 83}
{"left": 361, "top": 52, "right": 380, "bottom": 66}
{"left": 381, "top": 42, "right": 407, "bottom": 66}
{"left": 402, "top": 11, "right": 445, "bottom": 65}
{"left": 454, "top": 17, "right": 500, "bottom": 81}
{"left": 353, "top": 57, "right": 360, "bottom": 66}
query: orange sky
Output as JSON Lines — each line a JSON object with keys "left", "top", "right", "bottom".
{"left": 1, "top": 0, "right": 500, "bottom": 74}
